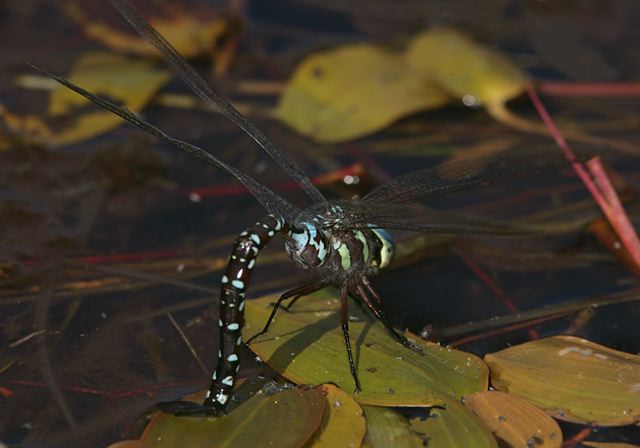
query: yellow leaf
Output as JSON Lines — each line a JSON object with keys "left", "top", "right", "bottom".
{"left": 311, "top": 384, "right": 366, "bottom": 447}
{"left": 46, "top": 52, "right": 170, "bottom": 147}
{"left": 409, "top": 397, "right": 498, "bottom": 447}
{"left": 362, "top": 405, "right": 423, "bottom": 448}
{"left": 405, "top": 28, "right": 529, "bottom": 109}
{"left": 465, "top": 391, "right": 562, "bottom": 448}
{"left": 276, "top": 44, "right": 450, "bottom": 142}
{"left": 245, "top": 289, "right": 488, "bottom": 407}
{"left": 140, "top": 385, "right": 325, "bottom": 448}
{"left": 485, "top": 335, "right": 640, "bottom": 426}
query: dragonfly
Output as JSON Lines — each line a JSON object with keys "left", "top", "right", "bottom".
{"left": 33, "top": 0, "right": 590, "bottom": 416}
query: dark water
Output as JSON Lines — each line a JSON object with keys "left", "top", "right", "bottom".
{"left": 1, "top": 0, "right": 639, "bottom": 446}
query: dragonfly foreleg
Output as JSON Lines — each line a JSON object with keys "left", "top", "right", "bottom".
{"left": 246, "top": 279, "right": 328, "bottom": 344}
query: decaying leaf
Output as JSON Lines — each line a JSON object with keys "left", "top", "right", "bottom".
{"left": 465, "top": 390, "right": 562, "bottom": 448}
{"left": 276, "top": 43, "right": 450, "bottom": 142}
{"left": 362, "top": 405, "right": 423, "bottom": 448}
{"left": 245, "top": 289, "right": 488, "bottom": 407}
{"left": 485, "top": 335, "right": 640, "bottom": 426}
{"left": 139, "top": 385, "right": 326, "bottom": 448}
{"left": 311, "top": 384, "right": 366, "bottom": 447}
{"left": 409, "top": 397, "right": 498, "bottom": 447}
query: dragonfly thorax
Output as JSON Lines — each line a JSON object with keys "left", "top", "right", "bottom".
{"left": 285, "top": 221, "right": 395, "bottom": 280}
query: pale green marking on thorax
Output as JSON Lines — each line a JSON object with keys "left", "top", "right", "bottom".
{"left": 332, "top": 238, "right": 352, "bottom": 271}
{"left": 354, "top": 231, "right": 369, "bottom": 264}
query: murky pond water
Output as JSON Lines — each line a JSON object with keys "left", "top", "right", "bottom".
{"left": 1, "top": 0, "right": 639, "bottom": 446}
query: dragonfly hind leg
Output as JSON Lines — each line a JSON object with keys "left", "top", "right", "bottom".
{"left": 246, "top": 280, "right": 328, "bottom": 344}
{"left": 340, "top": 285, "right": 362, "bottom": 393}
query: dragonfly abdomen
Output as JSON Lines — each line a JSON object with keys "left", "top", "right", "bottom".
{"left": 204, "top": 214, "right": 284, "bottom": 411}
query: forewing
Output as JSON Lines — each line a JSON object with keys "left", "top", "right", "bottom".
{"left": 111, "top": 0, "right": 327, "bottom": 205}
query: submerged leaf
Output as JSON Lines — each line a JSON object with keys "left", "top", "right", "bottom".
{"left": 311, "top": 384, "right": 366, "bottom": 447}
{"left": 46, "top": 52, "right": 170, "bottom": 147}
{"left": 140, "top": 385, "right": 325, "bottom": 448}
{"left": 485, "top": 335, "right": 640, "bottom": 426}
{"left": 409, "top": 397, "right": 498, "bottom": 447}
{"left": 276, "top": 44, "right": 450, "bottom": 142}
{"left": 405, "top": 28, "right": 529, "bottom": 110}
{"left": 245, "top": 290, "right": 488, "bottom": 407}
{"left": 362, "top": 405, "right": 423, "bottom": 448}
{"left": 63, "top": 2, "right": 238, "bottom": 60}
{"left": 465, "top": 391, "right": 562, "bottom": 448}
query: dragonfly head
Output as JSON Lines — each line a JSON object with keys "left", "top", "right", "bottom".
{"left": 285, "top": 222, "right": 330, "bottom": 269}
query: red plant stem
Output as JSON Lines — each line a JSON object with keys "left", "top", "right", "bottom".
{"left": 526, "top": 86, "right": 640, "bottom": 272}
{"left": 588, "top": 158, "right": 640, "bottom": 267}
{"left": 561, "top": 427, "right": 593, "bottom": 448}
{"left": 538, "top": 80, "right": 640, "bottom": 97}
{"left": 458, "top": 252, "right": 539, "bottom": 340}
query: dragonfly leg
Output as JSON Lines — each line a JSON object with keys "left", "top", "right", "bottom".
{"left": 246, "top": 280, "right": 328, "bottom": 344}
{"left": 341, "top": 285, "right": 362, "bottom": 393}
{"left": 359, "top": 279, "right": 422, "bottom": 353}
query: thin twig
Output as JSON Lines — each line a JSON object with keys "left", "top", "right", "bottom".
{"left": 166, "top": 312, "right": 209, "bottom": 375}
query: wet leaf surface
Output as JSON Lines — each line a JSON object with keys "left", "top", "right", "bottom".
{"left": 245, "top": 289, "right": 488, "bottom": 407}
{"left": 276, "top": 44, "right": 450, "bottom": 142}
{"left": 485, "top": 335, "right": 640, "bottom": 426}
{"left": 465, "top": 390, "right": 562, "bottom": 448}
{"left": 362, "top": 405, "right": 422, "bottom": 448}
{"left": 311, "top": 384, "right": 366, "bottom": 447}
{"left": 139, "top": 385, "right": 325, "bottom": 448}
{"left": 409, "top": 397, "right": 498, "bottom": 448}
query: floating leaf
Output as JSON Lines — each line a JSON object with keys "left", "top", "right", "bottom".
{"left": 276, "top": 44, "right": 450, "bottom": 142}
{"left": 405, "top": 28, "right": 528, "bottom": 112}
{"left": 46, "top": 52, "right": 170, "bottom": 147}
{"left": 485, "top": 335, "right": 640, "bottom": 426}
{"left": 245, "top": 289, "right": 488, "bottom": 407}
{"left": 409, "top": 397, "right": 498, "bottom": 447}
{"left": 140, "top": 385, "right": 325, "bottom": 448}
{"left": 362, "top": 405, "right": 422, "bottom": 448}
{"left": 311, "top": 384, "right": 366, "bottom": 447}
{"left": 465, "top": 391, "right": 562, "bottom": 448}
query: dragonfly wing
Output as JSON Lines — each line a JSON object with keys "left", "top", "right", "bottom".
{"left": 111, "top": 0, "right": 327, "bottom": 205}
{"left": 303, "top": 201, "right": 536, "bottom": 235}
{"left": 31, "top": 63, "right": 301, "bottom": 222}
{"left": 362, "top": 145, "right": 598, "bottom": 204}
